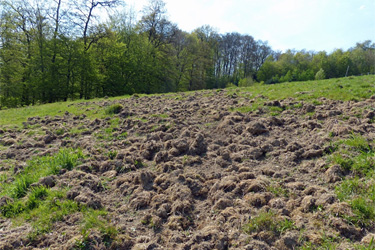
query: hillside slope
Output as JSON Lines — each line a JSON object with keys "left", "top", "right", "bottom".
{"left": 0, "top": 76, "right": 375, "bottom": 249}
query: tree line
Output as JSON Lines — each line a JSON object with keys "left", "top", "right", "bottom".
{"left": 0, "top": 0, "right": 374, "bottom": 109}
{"left": 257, "top": 40, "right": 375, "bottom": 84}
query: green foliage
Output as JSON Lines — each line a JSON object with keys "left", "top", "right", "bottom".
{"left": 279, "top": 70, "right": 294, "bottom": 82}
{"left": 299, "top": 232, "right": 340, "bottom": 250}
{"left": 226, "top": 82, "right": 237, "bottom": 88}
{"left": 257, "top": 44, "right": 375, "bottom": 84}
{"left": 312, "top": 100, "right": 322, "bottom": 105}
{"left": 329, "top": 134, "right": 374, "bottom": 176}
{"left": 0, "top": 181, "right": 117, "bottom": 243}
{"left": 224, "top": 75, "right": 375, "bottom": 116}
{"left": 238, "top": 77, "right": 255, "bottom": 87}
{"left": 335, "top": 177, "right": 375, "bottom": 227}
{"left": 26, "top": 186, "right": 49, "bottom": 210}
{"left": 332, "top": 134, "right": 375, "bottom": 228}
{"left": 0, "top": 200, "right": 25, "bottom": 218}
{"left": 25, "top": 190, "right": 82, "bottom": 239}
{"left": 55, "top": 128, "right": 65, "bottom": 136}
{"left": 268, "top": 106, "right": 284, "bottom": 116}
{"left": 0, "top": 149, "right": 85, "bottom": 223}
{"left": 0, "top": 0, "right": 373, "bottom": 109}
{"left": 335, "top": 177, "right": 363, "bottom": 201}
{"left": 244, "top": 210, "right": 277, "bottom": 233}
{"left": 95, "top": 118, "right": 127, "bottom": 141}
{"left": 107, "top": 150, "right": 118, "bottom": 160}
{"left": 11, "top": 175, "right": 35, "bottom": 199}
{"left": 51, "top": 148, "right": 84, "bottom": 172}
{"left": 244, "top": 210, "right": 295, "bottom": 235}
{"left": 72, "top": 209, "right": 118, "bottom": 249}
{"left": 0, "top": 97, "right": 120, "bottom": 127}
{"left": 351, "top": 197, "right": 375, "bottom": 223}
{"left": 105, "top": 104, "right": 123, "bottom": 115}
{"left": 0, "top": 148, "right": 84, "bottom": 198}
{"left": 0, "top": 73, "right": 374, "bottom": 130}
{"left": 343, "top": 134, "right": 371, "bottom": 152}
{"left": 329, "top": 152, "right": 353, "bottom": 171}
{"left": 315, "top": 68, "right": 326, "bottom": 80}
{"left": 266, "top": 184, "right": 289, "bottom": 197}
{"left": 81, "top": 209, "right": 117, "bottom": 238}
{"left": 278, "top": 218, "right": 297, "bottom": 234}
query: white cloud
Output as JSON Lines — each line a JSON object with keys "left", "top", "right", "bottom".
{"left": 359, "top": 5, "right": 366, "bottom": 10}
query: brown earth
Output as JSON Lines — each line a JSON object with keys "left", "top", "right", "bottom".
{"left": 1, "top": 89, "right": 375, "bottom": 249}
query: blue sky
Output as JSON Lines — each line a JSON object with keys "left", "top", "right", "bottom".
{"left": 123, "top": 0, "right": 375, "bottom": 52}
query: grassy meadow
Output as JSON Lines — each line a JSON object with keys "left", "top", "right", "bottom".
{"left": 1, "top": 75, "right": 374, "bottom": 128}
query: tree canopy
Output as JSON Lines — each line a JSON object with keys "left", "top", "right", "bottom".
{"left": 0, "top": 0, "right": 374, "bottom": 109}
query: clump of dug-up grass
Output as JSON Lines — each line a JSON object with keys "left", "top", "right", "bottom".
{"left": 105, "top": 104, "right": 123, "bottom": 115}
{"left": 243, "top": 210, "right": 296, "bottom": 236}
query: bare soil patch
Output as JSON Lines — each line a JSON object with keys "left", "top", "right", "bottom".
{"left": 1, "top": 89, "right": 375, "bottom": 249}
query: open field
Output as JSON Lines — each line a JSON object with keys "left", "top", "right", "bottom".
{"left": 0, "top": 75, "right": 375, "bottom": 249}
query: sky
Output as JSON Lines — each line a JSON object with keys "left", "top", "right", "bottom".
{"left": 121, "top": 0, "right": 375, "bottom": 53}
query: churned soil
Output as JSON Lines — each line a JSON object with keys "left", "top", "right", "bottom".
{"left": 1, "top": 89, "right": 375, "bottom": 249}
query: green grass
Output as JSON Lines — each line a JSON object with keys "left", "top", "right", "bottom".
{"left": 328, "top": 134, "right": 375, "bottom": 176}
{"left": 230, "top": 75, "right": 375, "bottom": 114}
{"left": 105, "top": 104, "right": 123, "bottom": 115}
{"left": 1, "top": 75, "right": 374, "bottom": 128}
{"left": 151, "top": 113, "right": 169, "bottom": 119}
{"left": 0, "top": 147, "right": 117, "bottom": 243}
{"left": 80, "top": 209, "right": 117, "bottom": 239}
{"left": 354, "top": 238, "right": 375, "bottom": 250}
{"left": 329, "top": 134, "right": 375, "bottom": 228}
{"left": 70, "top": 127, "right": 89, "bottom": 136}
{"left": 73, "top": 209, "right": 118, "bottom": 249}
{"left": 0, "top": 172, "right": 8, "bottom": 182}
{"left": 54, "top": 128, "right": 66, "bottom": 136}
{"left": 26, "top": 186, "right": 49, "bottom": 210}
{"left": 243, "top": 210, "right": 296, "bottom": 235}
{"left": 95, "top": 118, "right": 127, "bottom": 141}
{"left": 2, "top": 186, "right": 117, "bottom": 243}
{"left": 266, "top": 183, "right": 289, "bottom": 198}
{"left": 24, "top": 189, "right": 82, "bottom": 239}
{"left": 300, "top": 133, "right": 375, "bottom": 248}
{"left": 1, "top": 187, "right": 81, "bottom": 237}
{"left": 0, "top": 148, "right": 84, "bottom": 199}
{"left": 335, "top": 177, "right": 375, "bottom": 227}
{"left": 299, "top": 232, "right": 340, "bottom": 250}
{"left": 269, "top": 106, "right": 284, "bottom": 116}
{"left": 343, "top": 134, "right": 372, "bottom": 152}
{"left": 107, "top": 150, "right": 118, "bottom": 160}
{"left": 0, "top": 95, "right": 130, "bottom": 128}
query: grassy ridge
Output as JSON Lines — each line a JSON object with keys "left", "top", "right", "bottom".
{"left": 232, "top": 75, "right": 375, "bottom": 101}
{"left": 1, "top": 75, "right": 374, "bottom": 128}
{"left": 0, "top": 95, "right": 130, "bottom": 128}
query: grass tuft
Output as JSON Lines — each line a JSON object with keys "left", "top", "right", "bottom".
{"left": 105, "top": 104, "right": 123, "bottom": 115}
{"left": 11, "top": 175, "right": 35, "bottom": 199}
{"left": 329, "top": 134, "right": 375, "bottom": 176}
{"left": 1, "top": 148, "right": 84, "bottom": 200}
{"left": 26, "top": 186, "right": 49, "bottom": 210}
{"left": 244, "top": 210, "right": 295, "bottom": 235}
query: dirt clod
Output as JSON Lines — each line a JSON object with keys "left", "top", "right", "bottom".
{"left": 1, "top": 90, "right": 374, "bottom": 249}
